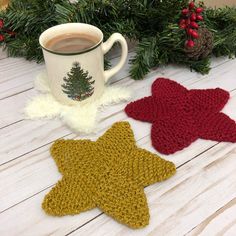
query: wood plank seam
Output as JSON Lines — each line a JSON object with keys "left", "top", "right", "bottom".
{"left": 0, "top": 127, "right": 235, "bottom": 234}
{"left": 0, "top": 57, "right": 235, "bottom": 219}
{"left": 65, "top": 213, "right": 103, "bottom": 236}
{"left": 0, "top": 119, "right": 23, "bottom": 130}
{"left": 0, "top": 56, "right": 230, "bottom": 102}
{"left": 67, "top": 144, "right": 236, "bottom": 235}
{"left": 0, "top": 183, "right": 55, "bottom": 214}
{"left": 1, "top": 72, "right": 236, "bottom": 167}
{"left": 184, "top": 197, "right": 236, "bottom": 235}
{"left": 58, "top": 143, "right": 225, "bottom": 235}
{"left": 0, "top": 131, "right": 71, "bottom": 167}
{"left": 0, "top": 135, "right": 224, "bottom": 221}
{"left": 0, "top": 121, "right": 220, "bottom": 213}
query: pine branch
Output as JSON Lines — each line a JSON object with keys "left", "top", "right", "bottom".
{"left": 3, "top": 35, "right": 43, "bottom": 61}
{"left": 0, "top": 0, "right": 62, "bottom": 62}
{"left": 205, "top": 7, "right": 236, "bottom": 58}
{"left": 1, "top": 0, "right": 236, "bottom": 79}
{"left": 130, "top": 22, "right": 213, "bottom": 80}
{"left": 130, "top": 36, "right": 159, "bottom": 80}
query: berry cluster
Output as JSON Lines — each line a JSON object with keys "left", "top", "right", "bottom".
{"left": 0, "top": 19, "right": 15, "bottom": 43}
{"left": 179, "top": 1, "right": 204, "bottom": 48}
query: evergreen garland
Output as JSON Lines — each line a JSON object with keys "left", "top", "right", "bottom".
{"left": 0, "top": 0, "right": 236, "bottom": 80}
{"left": 0, "top": 0, "right": 62, "bottom": 61}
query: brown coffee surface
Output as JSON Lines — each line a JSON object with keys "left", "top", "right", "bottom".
{"left": 45, "top": 33, "right": 99, "bottom": 53}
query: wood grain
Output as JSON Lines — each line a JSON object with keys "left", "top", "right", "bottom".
{"left": 0, "top": 52, "right": 236, "bottom": 235}
{"left": 69, "top": 142, "right": 236, "bottom": 236}
{"left": 0, "top": 47, "right": 8, "bottom": 60}
{"left": 1, "top": 140, "right": 236, "bottom": 236}
{"left": 0, "top": 56, "right": 232, "bottom": 165}
{"left": 1, "top": 87, "right": 236, "bottom": 214}
{"left": 187, "top": 198, "right": 236, "bottom": 236}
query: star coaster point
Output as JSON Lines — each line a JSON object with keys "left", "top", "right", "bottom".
{"left": 125, "top": 78, "right": 236, "bottom": 154}
{"left": 42, "top": 121, "right": 176, "bottom": 228}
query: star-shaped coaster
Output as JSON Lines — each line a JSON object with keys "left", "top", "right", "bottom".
{"left": 42, "top": 122, "right": 176, "bottom": 228}
{"left": 24, "top": 72, "right": 131, "bottom": 134}
{"left": 125, "top": 78, "right": 236, "bottom": 155}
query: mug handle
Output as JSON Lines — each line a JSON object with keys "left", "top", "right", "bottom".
{"left": 102, "top": 33, "right": 128, "bottom": 83}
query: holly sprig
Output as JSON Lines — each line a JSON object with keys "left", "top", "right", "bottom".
{"left": 179, "top": 1, "right": 204, "bottom": 48}
{"left": 0, "top": 19, "right": 5, "bottom": 42}
{"left": 0, "top": 18, "right": 15, "bottom": 44}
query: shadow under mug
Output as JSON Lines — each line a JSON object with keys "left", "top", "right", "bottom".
{"left": 39, "top": 23, "right": 128, "bottom": 105}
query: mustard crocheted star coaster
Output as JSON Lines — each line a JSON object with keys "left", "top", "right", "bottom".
{"left": 42, "top": 122, "right": 176, "bottom": 229}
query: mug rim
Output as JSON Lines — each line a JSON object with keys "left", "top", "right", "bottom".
{"left": 39, "top": 23, "right": 103, "bottom": 56}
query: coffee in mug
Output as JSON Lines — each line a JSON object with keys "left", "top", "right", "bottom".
{"left": 39, "top": 23, "right": 128, "bottom": 105}
{"left": 45, "top": 33, "right": 100, "bottom": 54}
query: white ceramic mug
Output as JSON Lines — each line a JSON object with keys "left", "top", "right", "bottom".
{"left": 39, "top": 23, "right": 128, "bottom": 105}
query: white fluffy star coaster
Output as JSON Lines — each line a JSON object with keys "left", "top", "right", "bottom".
{"left": 24, "top": 72, "right": 131, "bottom": 133}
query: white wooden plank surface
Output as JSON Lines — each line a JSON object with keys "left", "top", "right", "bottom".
{"left": 0, "top": 53, "right": 133, "bottom": 129}
{"left": 1, "top": 139, "right": 236, "bottom": 236}
{"left": 2, "top": 80, "right": 236, "bottom": 213}
{"left": 186, "top": 198, "right": 236, "bottom": 236}
{"left": 0, "top": 55, "right": 230, "bottom": 129}
{"left": 69, "top": 142, "right": 236, "bottom": 236}
{"left": 0, "top": 47, "right": 7, "bottom": 60}
{"left": 0, "top": 52, "right": 236, "bottom": 236}
{"left": 0, "top": 57, "right": 232, "bottom": 165}
{"left": 0, "top": 56, "right": 230, "bottom": 129}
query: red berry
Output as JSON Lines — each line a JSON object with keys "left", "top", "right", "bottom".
{"left": 190, "top": 21, "right": 199, "bottom": 28}
{"left": 182, "top": 8, "right": 189, "bottom": 15}
{"left": 185, "top": 19, "right": 191, "bottom": 25}
{"left": 179, "top": 24, "right": 187, "bottom": 29}
{"left": 186, "top": 40, "right": 195, "bottom": 48}
{"left": 0, "top": 19, "right": 4, "bottom": 29}
{"left": 191, "top": 30, "right": 199, "bottom": 39}
{"left": 196, "top": 15, "right": 203, "bottom": 21}
{"left": 179, "top": 23, "right": 187, "bottom": 29}
{"left": 196, "top": 7, "right": 203, "bottom": 13}
{"left": 190, "top": 13, "right": 196, "bottom": 21}
{"left": 0, "top": 34, "right": 4, "bottom": 42}
{"left": 189, "top": 1, "right": 195, "bottom": 9}
{"left": 179, "top": 19, "right": 186, "bottom": 25}
{"left": 187, "top": 28, "right": 194, "bottom": 35}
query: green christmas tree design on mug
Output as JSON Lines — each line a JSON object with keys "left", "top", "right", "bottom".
{"left": 61, "top": 62, "right": 95, "bottom": 101}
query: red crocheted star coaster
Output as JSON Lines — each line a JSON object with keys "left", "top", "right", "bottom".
{"left": 125, "top": 78, "right": 236, "bottom": 155}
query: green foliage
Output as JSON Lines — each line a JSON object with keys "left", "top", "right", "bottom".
{"left": 130, "top": 36, "right": 159, "bottom": 80}
{"left": 62, "top": 62, "right": 95, "bottom": 101}
{"left": 130, "top": 24, "right": 202, "bottom": 79}
{"left": 55, "top": 0, "right": 137, "bottom": 39}
{"left": 0, "top": 0, "right": 236, "bottom": 79}
{"left": 0, "top": 0, "right": 63, "bottom": 61}
{"left": 205, "top": 7, "right": 236, "bottom": 57}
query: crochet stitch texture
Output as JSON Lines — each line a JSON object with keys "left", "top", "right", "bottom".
{"left": 125, "top": 78, "right": 236, "bottom": 155}
{"left": 42, "top": 122, "right": 176, "bottom": 229}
